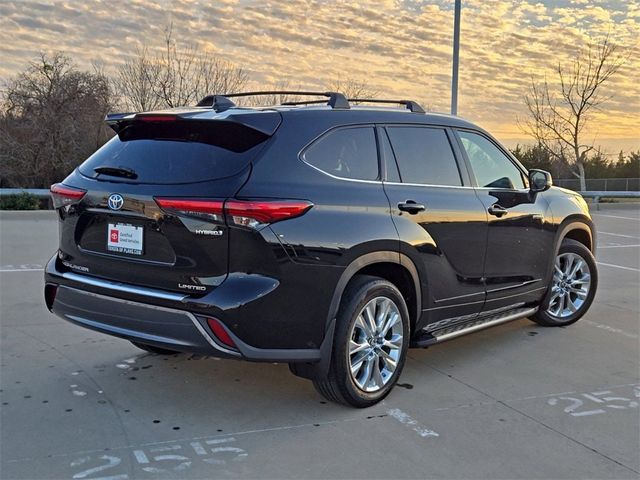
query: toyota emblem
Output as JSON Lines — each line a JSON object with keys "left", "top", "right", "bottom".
{"left": 107, "top": 193, "right": 124, "bottom": 211}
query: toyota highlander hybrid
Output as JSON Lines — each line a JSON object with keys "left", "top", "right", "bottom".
{"left": 45, "top": 91, "right": 598, "bottom": 407}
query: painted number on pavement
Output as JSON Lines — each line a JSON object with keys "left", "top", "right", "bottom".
{"left": 547, "top": 384, "right": 639, "bottom": 417}
{"left": 70, "top": 436, "right": 247, "bottom": 479}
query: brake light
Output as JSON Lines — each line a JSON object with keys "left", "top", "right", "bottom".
{"left": 225, "top": 199, "right": 313, "bottom": 228}
{"left": 155, "top": 198, "right": 313, "bottom": 228}
{"left": 134, "top": 114, "right": 178, "bottom": 122}
{"left": 154, "top": 198, "right": 224, "bottom": 222}
{"left": 50, "top": 183, "right": 86, "bottom": 209}
{"left": 206, "top": 318, "right": 237, "bottom": 349}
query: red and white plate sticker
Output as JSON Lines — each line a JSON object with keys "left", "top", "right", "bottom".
{"left": 107, "top": 223, "right": 143, "bottom": 255}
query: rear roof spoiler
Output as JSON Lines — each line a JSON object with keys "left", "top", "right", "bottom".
{"left": 104, "top": 110, "right": 282, "bottom": 136}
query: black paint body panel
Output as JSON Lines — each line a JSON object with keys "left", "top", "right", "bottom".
{"left": 45, "top": 106, "right": 595, "bottom": 361}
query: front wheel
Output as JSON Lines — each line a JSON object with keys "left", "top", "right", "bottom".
{"left": 313, "top": 275, "right": 410, "bottom": 408}
{"left": 531, "top": 239, "right": 598, "bottom": 327}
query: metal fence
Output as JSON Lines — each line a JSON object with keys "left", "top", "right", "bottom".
{"left": 554, "top": 178, "right": 640, "bottom": 192}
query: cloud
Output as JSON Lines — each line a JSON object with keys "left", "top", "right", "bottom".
{"left": 0, "top": 0, "right": 637, "bottom": 145}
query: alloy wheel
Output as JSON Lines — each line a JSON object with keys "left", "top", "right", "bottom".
{"left": 547, "top": 252, "right": 592, "bottom": 319}
{"left": 348, "top": 296, "right": 403, "bottom": 393}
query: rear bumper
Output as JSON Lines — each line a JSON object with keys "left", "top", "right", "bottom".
{"left": 44, "top": 255, "right": 324, "bottom": 362}
{"left": 51, "top": 284, "right": 239, "bottom": 357}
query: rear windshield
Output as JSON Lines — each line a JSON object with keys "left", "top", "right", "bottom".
{"left": 79, "top": 120, "right": 269, "bottom": 184}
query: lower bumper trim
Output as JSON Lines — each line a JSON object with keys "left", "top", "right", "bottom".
{"left": 52, "top": 285, "right": 240, "bottom": 357}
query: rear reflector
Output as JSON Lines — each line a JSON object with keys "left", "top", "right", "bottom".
{"left": 50, "top": 183, "right": 86, "bottom": 209}
{"left": 206, "top": 318, "right": 237, "bottom": 349}
{"left": 44, "top": 284, "right": 58, "bottom": 311}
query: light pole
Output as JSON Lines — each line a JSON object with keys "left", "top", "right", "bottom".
{"left": 451, "top": 0, "right": 461, "bottom": 115}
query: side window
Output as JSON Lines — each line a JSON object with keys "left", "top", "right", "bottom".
{"left": 457, "top": 130, "right": 525, "bottom": 189}
{"left": 303, "top": 127, "right": 379, "bottom": 181}
{"left": 385, "top": 127, "right": 462, "bottom": 186}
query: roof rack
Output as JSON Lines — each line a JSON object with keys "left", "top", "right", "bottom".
{"left": 197, "top": 91, "right": 350, "bottom": 112}
{"left": 347, "top": 98, "right": 426, "bottom": 114}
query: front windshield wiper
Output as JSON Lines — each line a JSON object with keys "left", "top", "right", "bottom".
{"left": 93, "top": 165, "right": 138, "bottom": 179}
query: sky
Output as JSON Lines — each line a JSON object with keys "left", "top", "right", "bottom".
{"left": 0, "top": 0, "right": 638, "bottom": 153}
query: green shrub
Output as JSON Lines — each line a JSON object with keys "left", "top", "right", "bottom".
{"left": 0, "top": 193, "right": 42, "bottom": 210}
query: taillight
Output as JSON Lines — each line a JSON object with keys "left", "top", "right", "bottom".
{"left": 225, "top": 199, "right": 313, "bottom": 228}
{"left": 154, "top": 198, "right": 224, "bottom": 222}
{"left": 154, "top": 198, "right": 313, "bottom": 229}
{"left": 206, "top": 318, "right": 237, "bottom": 349}
{"left": 50, "top": 183, "right": 86, "bottom": 209}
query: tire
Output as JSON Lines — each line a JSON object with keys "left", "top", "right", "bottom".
{"left": 531, "top": 239, "right": 598, "bottom": 327}
{"left": 312, "top": 275, "right": 410, "bottom": 408}
{"left": 131, "top": 341, "right": 180, "bottom": 355}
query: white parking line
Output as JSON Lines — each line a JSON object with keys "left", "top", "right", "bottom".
{"left": 598, "top": 244, "right": 640, "bottom": 249}
{"left": 596, "top": 262, "right": 640, "bottom": 273}
{"left": 0, "top": 264, "right": 44, "bottom": 272}
{"left": 386, "top": 408, "right": 439, "bottom": 438}
{"left": 592, "top": 214, "right": 640, "bottom": 221}
{"left": 0, "top": 268, "right": 43, "bottom": 272}
{"left": 582, "top": 320, "right": 639, "bottom": 339}
{"left": 599, "top": 231, "right": 640, "bottom": 239}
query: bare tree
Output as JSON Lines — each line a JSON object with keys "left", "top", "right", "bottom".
{"left": 113, "top": 46, "right": 163, "bottom": 111}
{"left": 521, "top": 35, "right": 625, "bottom": 190}
{"left": 236, "top": 81, "right": 305, "bottom": 107}
{"left": 328, "top": 77, "right": 379, "bottom": 102}
{"left": 0, "top": 53, "right": 115, "bottom": 188}
{"left": 117, "top": 26, "right": 248, "bottom": 110}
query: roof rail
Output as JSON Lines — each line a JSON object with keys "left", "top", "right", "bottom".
{"left": 347, "top": 98, "right": 426, "bottom": 114}
{"left": 196, "top": 91, "right": 350, "bottom": 111}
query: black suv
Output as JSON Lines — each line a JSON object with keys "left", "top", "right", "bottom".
{"left": 44, "top": 91, "right": 598, "bottom": 407}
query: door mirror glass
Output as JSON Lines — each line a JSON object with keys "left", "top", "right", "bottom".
{"left": 529, "top": 169, "right": 552, "bottom": 192}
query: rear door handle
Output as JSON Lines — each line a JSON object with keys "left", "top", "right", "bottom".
{"left": 398, "top": 200, "right": 426, "bottom": 214}
{"left": 488, "top": 204, "right": 508, "bottom": 217}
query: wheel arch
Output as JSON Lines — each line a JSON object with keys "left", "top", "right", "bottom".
{"left": 292, "top": 252, "right": 421, "bottom": 380}
{"left": 538, "top": 216, "right": 596, "bottom": 311}
{"left": 556, "top": 216, "right": 596, "bottom": 253}
{"left": 325, "top": 252, "right": 421, "bottom": 333}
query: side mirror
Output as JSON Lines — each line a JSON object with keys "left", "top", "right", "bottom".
{"left": 529, "top": 169, "right": 552, "bottom": 193}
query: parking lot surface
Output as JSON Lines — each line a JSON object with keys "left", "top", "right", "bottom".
{"left": 1, "top": 207, "right": 639, "bottom": 479}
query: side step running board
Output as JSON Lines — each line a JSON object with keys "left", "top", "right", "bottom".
{"left": 411, "top": 307, "right": 538, "bottom": 348}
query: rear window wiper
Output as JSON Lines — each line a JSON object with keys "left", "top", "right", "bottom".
{"left": 93, "top": 165, "right": 138, "bottom": 179}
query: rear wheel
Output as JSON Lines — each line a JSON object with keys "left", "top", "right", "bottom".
{"left": 313, "top": 275, "right": 409, "bottom": 408}
{"left": 131, "top": 341, "right": 180, "bottom": 355}
{"left": 531, "top": 239, "right": 597, "bottom": 326}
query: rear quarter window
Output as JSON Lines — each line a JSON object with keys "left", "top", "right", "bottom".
{"left": 302, "top": 127, "right": 379, "bottom": 181}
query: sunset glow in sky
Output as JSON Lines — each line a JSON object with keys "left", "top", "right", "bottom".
{"left": 1, "top": 0, "right": 638, "bottom": 151}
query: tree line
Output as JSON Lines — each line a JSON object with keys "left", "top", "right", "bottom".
{"left": 0, "top": 29, "right": 378, "bottom": 189}
{"left": 0, "top": 32, "right": 636, "bottom": 189}
{"left": 511, "top": 144, "right": 639, "bottom": 181}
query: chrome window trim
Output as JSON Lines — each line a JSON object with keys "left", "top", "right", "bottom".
{"left": 383, "top": 181, "right": 475, "bottom": 189}
{"left": 302, "top": 161, "right": 383, "bottom": 184}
